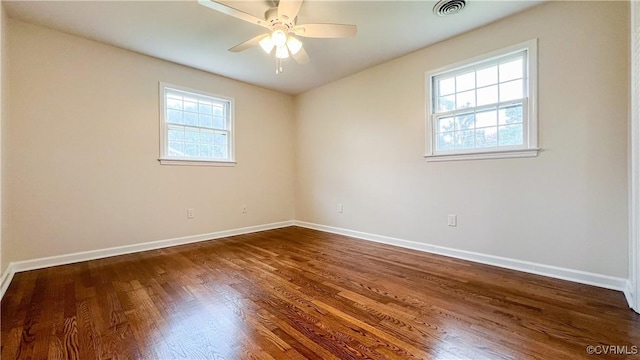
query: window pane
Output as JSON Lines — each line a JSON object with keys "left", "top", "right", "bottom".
{"left": 499, "top": 58, "right": 523, "bottom": 82}
{"left": 455, "top": 130, "right": 475, "bottom": 149}
{"left": 199, "top": 129, "right": 214, "bottom": 143}
{"left": 427, "top": 46, "right": 533, "bottom": 156}
{"left": 475, "top": 127, "right": 498, "bottom": 148}
{"left": 184, "top": 143, "right": 199, "bottom": 157}
{"left": 499, "top": 105, "right": 523, "bottom": 125}
{"left": 213, "top": 145, "right": 228, "bottom": 159}
{"left": 456, "top": 72, "right": 475, "bottom": 92}
{"left": 185, "top": 129, "right": 199, "bottom": 143}
{"left": 199, "top": 103, "right": 213, "bottom": 115}
{"left": 477, "top": 85, "right": 498, "bottom": 106}
{"left": 475, "top": 109, "right": 497, "bottom": 128}
{"left": 213, "top": 105, "right": 225, "bottom": 117}
{"left": 167, "top": 109, "right": 183, "bottom": 124}
{"left": 498, "top": 124, "right": 523, "bottom": 146}
{"left": 184, "top": 100, "right": 198, "bottom": 113}
{"left": 199, "top": 115, "right": 214, "bottom": 128}
{"left": 499, "top": 80, "right": 523, "bottom": 102}
{"left": 438, "top": 95, "right": 455, "bottom": 112}
{"left": 214, "top": 132, "right": 228, "bottom": 145}
{"left": 437, "top": 132, "right": 454, "bottom": 151}
{"left": 456, "top": 90, "right": 475, "bottom": 109}
{"left": 455, "top": 113, "right": 475, "bottom": 131}
{"left": 184, "top": 112, "right": 198, "bottom": 126}
{"left": 168, "top": 141, "right": 184, "bottom": 156}
{"left": 437, "top": 116, "right": 455, "bottom": 133}
{"left": 199, "top": 144, "right": 213, "bottom": 158}
{"left": 476, "top": 66, "right": 498, "bottom": 87}
{"left": 167, "top": 98, "right": 182, "bottom": 110}
{"left": 476, "top": 127, "right": 498, "bottom": 147}
{"left": 163, "top": 86, "right": 232, "bottom": 161}
{"left": 439, "top": 77, "right": 455, "bottom": 96}
{"left": 213, "top": 116, "right": 226, "bottom": 129}
{"left": 168, "top": 126, "right": 184, "bottom": 141}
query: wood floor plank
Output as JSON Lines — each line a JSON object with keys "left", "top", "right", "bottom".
{"left": 3, "top": 226, "right": 640, "bottom": 359}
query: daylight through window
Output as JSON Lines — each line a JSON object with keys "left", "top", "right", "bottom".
{"left": 159, "top": 83, "right": 234, "bottom": 165}
{"left": 425, "top": 40, "right": 538, "bottom": 161}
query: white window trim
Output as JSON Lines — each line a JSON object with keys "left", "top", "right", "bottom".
{"left": 158, "top": 82, "right": 236, "bottom": 166}
{"left": 158, "top": 159, "right": 237, "bottom": 166}
{"left": 424, "top": 39, "right": 539, "bottom": 162}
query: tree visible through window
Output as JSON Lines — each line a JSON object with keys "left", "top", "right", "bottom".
{"left": 425, "top": 40, "right": 538, "bottom": 161}
{"left": 159, "top": 83, "right": 234, "bottom": 165}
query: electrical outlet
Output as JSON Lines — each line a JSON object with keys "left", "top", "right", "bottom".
{"left": 187, "top": 208, "right": 194, "bottom": 219}
{"left": 338, "top": 204, "right": 344, "bottom": 213}
{"left": 447, "top": 214, "right": 457, "bottom": 227}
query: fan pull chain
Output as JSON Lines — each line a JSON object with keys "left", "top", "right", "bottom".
{"left": 275, "top": 58, "right": 284, "bottom": 75}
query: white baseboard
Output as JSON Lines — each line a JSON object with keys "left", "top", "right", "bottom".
{"left": 1, "top": 220, "right": 631, "bottom": 305}
{"left": 294, "top": 221, "right": 630, "bottom": 293}
{"left": 0, "top": 263, "right": 16, "bottom": 301}
{"left": 0, "top": 220, "right": 294, "bottom": 300}
{"left": 625, "top": 280, "right": 634, "bottom": 308}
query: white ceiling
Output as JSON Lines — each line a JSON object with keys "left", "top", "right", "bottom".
{"left": 4, "top": 0, "right": 543, "bottom": 95}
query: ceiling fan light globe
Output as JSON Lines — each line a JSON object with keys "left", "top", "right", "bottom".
{"left": 275, "top": 45, "right": 289, "bottom": 59}
{"left": 272, "top": 30, "right": 287, "bottom": 47}
{"left": 286, "top": 37, "right": 303, "bottom": 55}
{"left": 259, "top": 36, "right": 274, "bottom": 54}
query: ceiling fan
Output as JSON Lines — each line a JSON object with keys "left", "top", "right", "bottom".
{"left": 197, "top": 0, "right": 357, "bottom": 74}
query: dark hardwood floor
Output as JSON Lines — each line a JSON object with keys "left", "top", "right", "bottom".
{"left": 2, "top": 226, "right": 639, "bottom": 359}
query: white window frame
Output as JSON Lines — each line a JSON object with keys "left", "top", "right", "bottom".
{"left": 159, "top": 82, "right": 235, "bottom": 166}
{"left": 424, "top": 39, "right": 539, "bottom": 162}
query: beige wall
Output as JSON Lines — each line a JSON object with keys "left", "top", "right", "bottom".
{"left": 0, "top": 3, "right": 6, "bottom": 276}
{"left": 2, "top": 1, "right": 631, "bottom": 281}
{"left": 4, "top": 19, "right": 295, "bottom": 263}
{"left": 294, "top": 1, "right": 630, "bottom": 278}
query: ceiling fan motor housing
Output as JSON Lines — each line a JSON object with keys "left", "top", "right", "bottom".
{"left": 197, "top": 0, "right": 356, "bottom": 69}
{"left": 265, "top": 7, "right": 295, "bottom": 30}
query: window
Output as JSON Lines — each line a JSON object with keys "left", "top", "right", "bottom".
{"left": 425, "top": 39, "right": 538, "bottom": 161}
{"left": 159, "top": 83, "right": 234, "bottom": 166}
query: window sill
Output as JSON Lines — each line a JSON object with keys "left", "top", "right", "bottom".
{"left": 424, "top": 148, "right": 540, "bottom": 162}
{"left": 159, "top": 158, "right": 236, "bottom": 167}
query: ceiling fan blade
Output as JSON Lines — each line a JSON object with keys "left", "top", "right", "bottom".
{"left": 198, "top": 0, "right": 268, "bottom": 28}
{"left": 278, "top": 0, "right": 303, "bottom": 22}
{"left": 293, "top": 23, "right": 357, "bottom": 38}
{"left": 292, "top": 46, "right": 310, "bottom": 64}
{"left": 229, "top": 34, "right": 269, "bottom": 52}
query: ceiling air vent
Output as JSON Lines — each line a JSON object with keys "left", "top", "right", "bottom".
{"left": 433, "top": 0, "right": 467, "bottom": 17}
